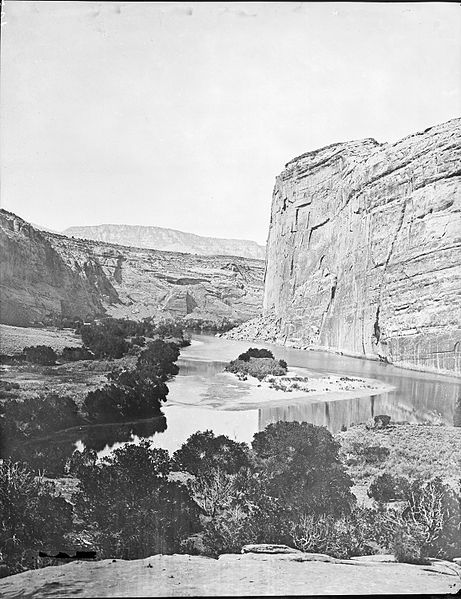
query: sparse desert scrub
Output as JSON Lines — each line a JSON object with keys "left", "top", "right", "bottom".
{"left": 337, "top": 423, "right": 461, "bottom": 487}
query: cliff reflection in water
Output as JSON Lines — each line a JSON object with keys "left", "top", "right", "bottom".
{"left": 259, "top": 389, "right": 455, "bottom": 435}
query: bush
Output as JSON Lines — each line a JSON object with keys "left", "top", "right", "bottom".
{"left": 61, "top": 346, "right": 94, "bottom": 361}
{"left": 0, "top": 394, "right": 83, "bottom": 474}
{"left": 172, "top": 430, "right": 251, "bottom": 477}
{"left": 136, "top": 339, "right": 180, "bottom": 382}
{"left": 237, "top": 348, "right": 274, "bottom": 361}
{"left": 71, "top": 442, "right": 200, "bottom": 559}
{"left": 226, "top": 358, "right": 287, "bottom": 381}
{"left": 403, "top": 478, "right": 461, "bottom": 560}
{"left": 22, "top": 345, "right": 57, "bottom": 365}
{"left": 80, "top": 322, "right": 129, "bottom": 359}
{"left": 252, "top": 421, "right": 355, "bottom": 518}
{"left": 367, "top": 473, "right": 410, "bottom": 502}
{"left": 83, "top": 381, "right": 166, "bottom": 423}
{"left": 289, "top": 507, "right": 423, "bottom": 560}
{"left": 0, "top": 460, "right": 73, "bottom": 574}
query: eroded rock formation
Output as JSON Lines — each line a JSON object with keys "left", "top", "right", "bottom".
{"left": 231, "top": 119, "right": 461, "bottom": 374}
{"left": 0, "top": 210, "right": 264, "bottom": 327}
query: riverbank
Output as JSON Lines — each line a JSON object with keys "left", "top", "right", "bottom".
{"left": 222, "top": 317, "right": 461, "bottom": 379}
{"left": 197, "top": 368, "right": 394, "bottom": 411}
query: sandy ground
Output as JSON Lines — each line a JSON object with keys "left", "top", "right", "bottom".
{"left": 0, "top": 325, "right": 82, "bottom": 354}
{"left": 168, "top": 368, "right": 394, "bottom": 412}
{"left": 1, "top": 553, "right": 460, "bottom": 597}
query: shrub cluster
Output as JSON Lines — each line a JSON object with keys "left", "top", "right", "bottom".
{"left": 78, "top": 317, "right": 190, "bottom": 358}
{"left": 237, "top": 347, "right": 274, "bottom": 361}
{"left": 2, "top": 421, "right": 460, "bottom": 576}
{"left": 0, "top": 461, "right": 73, "bottom": 575}
{"left": 83, "top": 339, "right": 180, "bottom": 423}
{"left": 61, "top": 346, "right": 94, "bottom": 361}
{"left": 22, "top": 345, "right": 57, "bottom": 365}
{"left": 225, "top": 357, "right": 287, "bottom": 381}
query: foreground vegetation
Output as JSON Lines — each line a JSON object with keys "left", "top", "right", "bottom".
{"left": 1, "top": 420, "right": 460, "bottom": 577}
{"left": 1, "top": 329, "right": 460, "bottom": 579}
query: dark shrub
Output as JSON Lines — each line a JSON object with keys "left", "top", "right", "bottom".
{"left": 83, "top": 381, "right": 166, "bottom": 423}
{"left": 136, "top": 339, "right": 180, "bottom": 382}
{"left": 172, "top": 430, "right": 251, "bottom": 477}
{"left": 237, "top": 347, "right": 274, "bottom": 361}
{"left": 1, "top": 394, "right": 81, "bottom": 439}
{"left": 130, "top": 335, "right": 146, "bottom": 347}
{"left": 367, "top": 473, "right": 410, "bottom": 502}
{"left": 22, "top": 345, "right": 57, "bottom": 365}
{"left": 0, "top": 460, "right": 73, "bottom": 574}
{"left": 61, "top": 346, "right": 94, "bottom": 361}
{"left": 225, "top": 358, "right": 287, "bottom": 380}
{"left": 278, "top": 359, "right": 288, "bottom": 370}
{"left": 252, "top": 421, "right": 355, "bottom": 518}
{"left": 374, "top": 415, "right": 391, "bottom": 428}
{"left": 71, "top": 442, "right": 200, "bottom": 559}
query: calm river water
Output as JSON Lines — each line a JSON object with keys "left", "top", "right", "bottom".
{"left": 94, "top": 333, "right": 460, "bottom": 455}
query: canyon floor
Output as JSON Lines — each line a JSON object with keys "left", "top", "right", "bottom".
{"left": 1, "top": 551, "right": 460, "bottom": 597}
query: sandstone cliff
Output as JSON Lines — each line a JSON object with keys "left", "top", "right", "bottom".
{"left": 231, "top": 119, "right": 461, "bottom": 374}
{"left": 0, "top": 210, "right": 264, "bottom": 327}
{"left": 64, "top": 224, "right": 266, "bottom": 260}
{"left": 0, "top": 210, "right": 112, "bottom": 325}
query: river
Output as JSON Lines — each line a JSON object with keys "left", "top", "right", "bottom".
{"left": 103, "top": 333, "right": 460, "bottom": 455}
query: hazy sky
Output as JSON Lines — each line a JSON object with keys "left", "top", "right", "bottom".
{"left": 1, "top": 2, "right": 460, "bottom": 244}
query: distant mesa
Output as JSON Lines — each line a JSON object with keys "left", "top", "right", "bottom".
{"left": 62, "top": 224, "right": 266, "bottom": 260}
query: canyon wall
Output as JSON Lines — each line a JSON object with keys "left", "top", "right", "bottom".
{"left": 64, "top": 224, "right": 266, "bottom": 260}
{"left": 0, "top": 210, "right": 112, "bottom": 325}
{"left": 261, "top": 118, "right": 461, "bottom": 373}
{"left": 0, "top": 210, "right": 264, "bottom": 327}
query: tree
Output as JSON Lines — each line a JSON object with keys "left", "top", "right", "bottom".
{"left": 172, "top": 430, "right": 251, "bottom": 477}
{"left": 72, "top": 442, "right": 200, "bottom": 559}
{"left": 136, "top": 339, "right": 180, "bottom": 381}
{"left": 252, "top": 421, "right": 355, "bottom": 518}
{"left": 0, "top": 461, "right": 73, "bottom": 574}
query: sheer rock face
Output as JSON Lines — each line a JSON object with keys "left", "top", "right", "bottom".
{"left": 0, "top": 210, "right": 264, "bottom": 327}
{"left": 0, "top": 211, "right": 110, "bottom": 325}
{"left": 263, "top": 119, "right": 461, "bottom": 373}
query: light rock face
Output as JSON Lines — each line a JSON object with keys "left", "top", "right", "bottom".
{"left": 0, "top": 210, "right": 112, "bottom": 325}
{"left": 0, "top": 210, "right": 264, "bottom": 327}
{"left": 262, "top": 118, "right": 461, "bottom": 373}
{"left": 64, "top": 224, "right": 266, "bottom": 260}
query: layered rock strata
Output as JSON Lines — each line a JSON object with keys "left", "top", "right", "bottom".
{"left": 0, "top": 210, "right": 264, "bottom": 327}
{"left": 64, "top": 224, "right": 266, "bottom": 260}
{"left": 248, "top": 119, "right": 461, "bottom": 373}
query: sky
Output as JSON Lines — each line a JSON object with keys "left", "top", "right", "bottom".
{"left": 1, "top": 2, "right": 460, "bottom": 244}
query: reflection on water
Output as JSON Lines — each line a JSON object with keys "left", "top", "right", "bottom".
{"left": 259, "top": 391, "right": 450, "bottom": 435}
{"left": 42, "top": 334, "right": 460, "bottom": 456}
{"left": 12, "top": 417, "right": 168, "bottom": 471}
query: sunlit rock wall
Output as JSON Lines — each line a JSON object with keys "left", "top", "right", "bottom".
{"left": 263, "top": 119, "right": 461, "bottom": 373}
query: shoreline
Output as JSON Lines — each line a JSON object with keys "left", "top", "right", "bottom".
{"left": 167, "top": 366, "right": 394, "bottom": 412}
{"left": 220, "top": 331, "right": 461, "bottom": 382}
